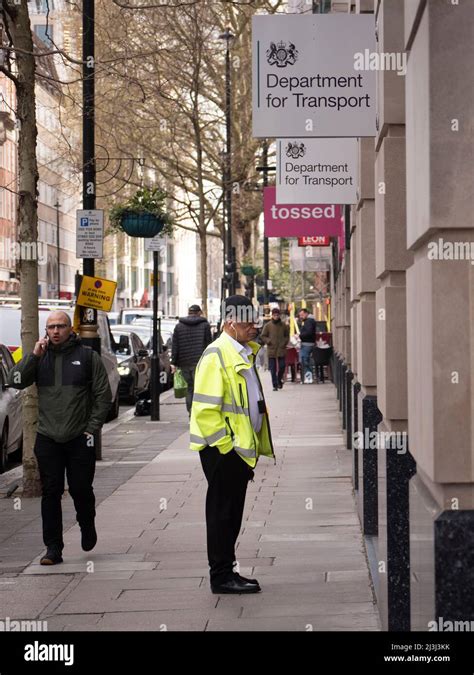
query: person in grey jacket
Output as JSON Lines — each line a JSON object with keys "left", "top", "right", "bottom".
{"left": 8, "top": 311, "right": 111, "bottom": 565}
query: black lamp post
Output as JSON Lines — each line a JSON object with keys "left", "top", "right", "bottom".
{"left": 256, "top": 141, "right": 275, "bottom": 305}
{"left": 151, "top": 252, "right": 161, "bottom": 421}
{"left": 81, "top": 0, "right": 102, "bottom": 459}
{"left": 219, "top": 27, "right": 235, "bottom": 295}
{"left": 54, "top": 200, "right": 60, "bottom": 299}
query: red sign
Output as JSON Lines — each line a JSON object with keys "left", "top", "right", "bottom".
{"left": 298, "top": 236, "right": 330, "bottom": 246}
{"left": 264, "top": 187, "right": 343, "bottom": 238}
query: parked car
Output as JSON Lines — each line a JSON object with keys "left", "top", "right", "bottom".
{"left": 111, "top": 329, "right": 151, "bottom": 403}
{"left": 107, "top": 311, "right": 120, "bottom": 325}
{"left": 131, "top": 317, "right": 177, "bottom": 350}
{"left": 0, "top": 305, "right": 121, "bottom": 422}
{"left": 131, "top": 316, "right": 178, "bottom": 333}
{"left": 0, "top": 344, "right": 22, "bottom": 473}
{"left": 120, "top": 308, "right": 156, "bottom": 325}
{"left": 111, "top": 324, "right": 173, "bottom": 391}
{"left": 128, "top": 318, "right": 174, "bottom": 353}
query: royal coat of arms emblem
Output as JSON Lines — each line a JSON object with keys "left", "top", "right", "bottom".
{"left": 266, "top": 41, "right": 298, "bottom": 68}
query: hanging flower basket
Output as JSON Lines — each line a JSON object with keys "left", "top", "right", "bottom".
{"left": 120, "top": 212, "right": 166, "bottom": 238}
{"left": 108, "top": 187, "right": 174, "bottom": 238}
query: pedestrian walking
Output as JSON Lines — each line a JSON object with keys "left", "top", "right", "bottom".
{"left": 297, "top": 308, "right": 317, "bottom": 383}
{"left": 8, "top": 311, "right": 112, "bottom": 565}
{"left": 171, "top": 304, "right": 212, "bottom": 414}
{"left": 190, "top": 295, "right": 275, "bottom": 594}
{"left": 260, "top": 307, "right": 289, "bottom": 391}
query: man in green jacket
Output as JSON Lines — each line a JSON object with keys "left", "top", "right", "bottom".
{"left": 8, "top": 310, "right": 112, "bottom": 565}
{"left": 260, "top": 307, "right": 289, "bottom": 391}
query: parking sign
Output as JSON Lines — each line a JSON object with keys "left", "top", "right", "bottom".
{"left": 76, "top": 210, "right": 104, "bottom": 258}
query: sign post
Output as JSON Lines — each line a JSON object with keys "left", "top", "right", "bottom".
{"left": 145, "top": 236, "right": 165, "bottom": 421}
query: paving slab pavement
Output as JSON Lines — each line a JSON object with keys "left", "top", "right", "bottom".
{"left": 0, "top": 373, "right": 380, "bottom": 631}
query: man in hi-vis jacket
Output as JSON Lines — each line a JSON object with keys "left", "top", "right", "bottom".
{"left": 190, "top": 295, "right": 275, "bottom": 594}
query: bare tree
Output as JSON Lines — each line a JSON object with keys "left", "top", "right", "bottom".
{"left": 1, "top": 0, "right": 41, "bottom": 496}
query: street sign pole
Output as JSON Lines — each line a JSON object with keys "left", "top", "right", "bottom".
{"left": 81, "top": 0, "right": 101, "bottom": 459}
{"left": 256, "top": 142, "right": 275, "bottom": 309}
{"left": 150, "top": 250, "right": 161, "bottom": 421}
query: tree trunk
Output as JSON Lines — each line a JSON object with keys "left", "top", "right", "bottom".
{"left": 10, "top": 1, "right": 41, "bottom": 497}
{"left": 199, "top": 230, "right": 208, "bottom": 317}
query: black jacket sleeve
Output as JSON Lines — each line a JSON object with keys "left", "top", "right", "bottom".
{"left": 171, "top": 326, "right": 179, "bottom": 366}
{"left": 8, "top": 353, "right": 39, "bottom": 389}
{"left": 204, "top": 322, "right": 212, "bottom": 350}
{"left": 86, "top": 351, "right": 112, "bottom": 434}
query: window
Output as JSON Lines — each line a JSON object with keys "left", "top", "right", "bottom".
{"left": 167, "top": 272, "right": 174, "bottom": 296}
{"left": 167, "top": 244, "right": 174, "bottom": 266}
{"left": 34, "top": 24, "right": 54, "bottom": 48}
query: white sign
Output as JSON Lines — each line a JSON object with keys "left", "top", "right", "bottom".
{"left": 76, "top": 210, "right": 104, "bottom": 258}
{"left": 145, "top": 236, "right": 166, "bottom": 253}
{"left": 252, "top": 14, "right": 376, "bottom": 137}
{"left": 276, "top": 138, "right": 358, "bottom": 204}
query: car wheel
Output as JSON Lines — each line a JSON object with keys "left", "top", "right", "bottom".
{"left": 0, "top": 425, "right": 8, "bottom": 474}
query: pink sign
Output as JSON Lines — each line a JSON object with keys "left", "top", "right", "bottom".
{"left": 264, "top": 187, "right": 343, "bottom": 238}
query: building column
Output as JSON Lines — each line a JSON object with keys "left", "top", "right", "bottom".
{"left": 353, "top": 136, "right": 380, "bottom": 541}
{"left": 374, "top": 0, "right": 417, "bottom": 631}
{"left": 404, "top": 0, "right": 474, "bottom": 630}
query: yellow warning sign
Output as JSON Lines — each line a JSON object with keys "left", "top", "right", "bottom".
{"left": 77, "top": 275, "right": 117, "bottom": 312}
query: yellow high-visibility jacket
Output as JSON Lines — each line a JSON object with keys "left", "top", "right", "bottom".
{"left": 190, "top": 333, "right": 275, "bottom": 468}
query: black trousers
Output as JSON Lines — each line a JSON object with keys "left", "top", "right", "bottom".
{"left": 199, "top": 446, "right": 254, "bottom": 585}
{"left": 269, "top": 356, "right": 286, "bottom": 388}
{"left": 34, "top": 433, "right": 96, "bottom": 550}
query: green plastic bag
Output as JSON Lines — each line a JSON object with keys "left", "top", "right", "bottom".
{"left": 173, "top": 368, "right": 188, "bottom": 399}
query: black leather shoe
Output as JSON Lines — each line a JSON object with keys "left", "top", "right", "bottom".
{"left": 211, "top": 577, "right": 261, "bottom": 594}
{"left": 273, "top": 387, "right": 278, "bottom": 391}
{"left": 40, "top": 547, "right": 63, "bottom": 565}
{"left": 81, "top": 523, "right": 97, "bottom": 552}
{"left": 234, "top": 572, "right": 260, "bottom": 586}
